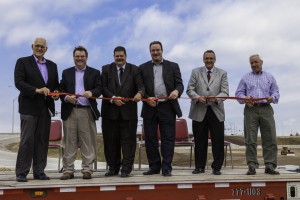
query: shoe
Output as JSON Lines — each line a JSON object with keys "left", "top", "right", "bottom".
{"left": 60, "top": 172, "right": 74, "bottom": 180}
{"left": 212, "top": 169, "right": 222, "bottom": 175}
{"left": 16, "top": 174, "right": 28, "bottom": 182}
{"left": 83, "top": 172, "right": 92, "bottom": 179}
{"left": 192, "top": 168, "right": 205, "bottom": 174}
{"left": 120, "top": 173, "right": 130, "bottom": 178}
{"left": 246, "top": 166, "right": 256, "bottom": 175}
{"left": 162, "top": 171, "right": 172, "bottom": 177}
{"left": 265, "top": 168, "right": 280, "bottom": 175}
{"left": 143, "top": 170, "right": 160, "bottom": 175}
{"left": 34, "top": 173, "right": 50, "bottom": 180}
{"left": 105, "top": 171, "right": 119, "bottom": 177}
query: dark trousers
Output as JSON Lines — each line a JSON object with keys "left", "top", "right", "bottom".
{"left": 143, "top": 102, "right": 176, "bottom": 173}
{"left": 192, "top": 106, "right": 224, "bottom": 171}
{"left": 16, "top": 106, "right": 51, "bottom": 177}
{"left": 102, "top": 117, "right": 137, "bottom": 173}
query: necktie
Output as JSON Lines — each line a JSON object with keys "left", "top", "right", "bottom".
{"left": 119, "top": 67, "right": 124, "bottom": 84}
{"left": 207, "top": 70, "right": 211, "bottom": 82}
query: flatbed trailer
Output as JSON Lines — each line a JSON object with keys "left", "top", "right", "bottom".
{"left": 0, "top": 167, "right": 300, "bottom": 200}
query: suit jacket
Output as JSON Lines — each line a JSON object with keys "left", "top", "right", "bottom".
{"left": 60, "top": 66, "right": 102, "bottom": 120}
{"left": 14, "top": 55, "right": 59, "bottom": 116}
{"left": 139, "top": 60, "right": 184, "bottom": 118}
{"left": 186, "top": 66, "right": 229, "bottom": 122}
{"left": 101, "top": 62, "right": 145, "bottom": 120}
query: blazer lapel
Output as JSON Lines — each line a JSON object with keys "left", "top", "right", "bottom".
{"left": 201, "top": 67, "right": 210, "bottom": 85}
{"left": 111, "top": 64, "right": 121, "bottom": 87}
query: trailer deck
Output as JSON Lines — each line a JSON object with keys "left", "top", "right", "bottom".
{"left": 1, "top": 167, "right": 299, "bottom": 200}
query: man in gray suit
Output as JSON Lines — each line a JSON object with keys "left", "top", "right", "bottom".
{"left": 186, "top": 50, "right": 229, "bottom": 175}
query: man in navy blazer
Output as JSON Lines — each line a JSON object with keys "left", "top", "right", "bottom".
{"left": 101, "top": 46, "right": 144, "bottom": 178}
{"left": 59, "top": 46, "right": 101, "bottom": 180}
{"left": 139, "top": 41, "right": 184, "bottom": 176}
{"left": 14, "top": 37, "right": 59, "bottom": 182}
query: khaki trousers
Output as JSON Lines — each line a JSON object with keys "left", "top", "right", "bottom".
{"left": 62, "top": 107, "right": 97, "bottom": 174}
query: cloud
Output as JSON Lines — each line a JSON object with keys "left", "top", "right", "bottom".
{"left": 1, "top": 0, "right": 300, "bottom": 134}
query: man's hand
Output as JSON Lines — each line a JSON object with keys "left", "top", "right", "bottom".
{"left": 83, "top": 91, "right": 92, "bottom": 98}
{"left": 147, "top": 97, "right": 157, "bottom": 107}
{"left": 169, "top": 90, "right": 179, "bottom": 100}
{"left": 51, "top": 90, "right": 59, "bottom": 100}
{"left": 36, "top": 87, "right": 50, "bottom": 96}
{"left": 113, "top": 96, "right": 125, "bottom": 107}
{"left": 197, "top": 96, "right": 207, "bottom": 104}
{"left": 244, "top": 96, "right": 254, "bottom": 107}
{"left": 133, "top": 92, "right": 142, "bottom": 102}
{"left": 66, "top": 95, "right": 77, "bottom": 105}
{"left": 266, "top": 96, "right": 273, "bottom": 103}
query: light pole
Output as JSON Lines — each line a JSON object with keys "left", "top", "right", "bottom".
{"left": 12, "top": 96, "right": 18, "bottom": 134}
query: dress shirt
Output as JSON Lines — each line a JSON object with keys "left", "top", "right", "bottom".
{"left": 153, "top": 61, "right": 167, "bottom": 100}
{"left": 34, "top": 55, "right": 48, "bottom": 84}
{"left": 235, "top": 70, "right": 280, "bottom": 104}
{"left": 75, "top": 66, "right": 89, "bottom": 106}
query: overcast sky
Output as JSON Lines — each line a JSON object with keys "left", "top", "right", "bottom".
{"left": 1, "top": 0, "right": 299, "bottom": 135}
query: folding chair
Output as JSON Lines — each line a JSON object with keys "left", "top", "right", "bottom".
{"left": 48, "top": 120, "right": 63, "bottom": 172}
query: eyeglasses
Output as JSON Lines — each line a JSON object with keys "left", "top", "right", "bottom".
{"left": 74, "top": 56, "right": 86, "bottom": 59}
{"left": 34, "top": 45, "right": 47, "bottom": 50}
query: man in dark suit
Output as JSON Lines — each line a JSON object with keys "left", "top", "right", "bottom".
{"left": 139, "top": 41, "right": 184, "bottom": 176}
{"left": 101, "top": 46, "right": 144, "bottom": 178}
{"left": 14, "top": 37, "right": 59, "bottom": 182}
{"left": 59, "top": 46, "right": 101, "bottom": 180}
{"left": 186, "top": 50, "right": 229, "bottom": 175}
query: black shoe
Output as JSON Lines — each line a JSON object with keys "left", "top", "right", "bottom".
{"left": 246, "top": 166, "right": 256, "bottom": 175}
{"left": 143, "top": 170, "right": 160, "bottom": 175}
{"left": 265, "top": 168, "right": 280, "bottom": 175}
{"left": 162, "top": 171, "right": 172, "bottom": 177}
{"left": 33, "top": 173, "right": 50, "bottom": 180}
{"left": 212, "top": 169, "right": 222, "bottom": 175}
{"left": 192, "top": 168, "right": 205, "bottom": 174}
{"left": 120, "top": 173, "right": 130, "bottom": 178}
{"left": 105, "top": 171, "right": 119, "bottom": 177}
{"left": 16, "top": 174, "right": 27, "bottom": 182}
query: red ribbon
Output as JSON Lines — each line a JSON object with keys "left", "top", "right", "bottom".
{"left": 48, "top": 92, "right": 267, "bottom": 102}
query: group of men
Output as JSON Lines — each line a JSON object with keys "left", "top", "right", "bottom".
{"left": 14, "top": 37, "right": 280, "bottom": 182}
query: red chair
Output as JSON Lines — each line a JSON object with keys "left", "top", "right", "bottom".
{"left": 48, "top": 120, "right": 63, "bottom": 172}
{"left": 174, "top": 118, "right": 194, "bottom": 167}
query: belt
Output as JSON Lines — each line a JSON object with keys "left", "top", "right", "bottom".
{"left": 73, "top": 104, "right": 89, "bottom": 108}
{"left": 252, "top": 103, "right": 270, "bottom": 107}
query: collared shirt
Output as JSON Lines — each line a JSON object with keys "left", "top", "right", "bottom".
{"left": 235, "top": 70, "right": 280, "bottom": 104}
{"left": 206, "top": 67, "right": 214, "bottom": 74}
{"left": 34, "top": 55, "right": 48, "bottom": 84}
{"left": 153, "top": 60, "right": 167, "bottom": 100}
{"left": 75, "top": 66, "right": 89, "bottom": 106}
